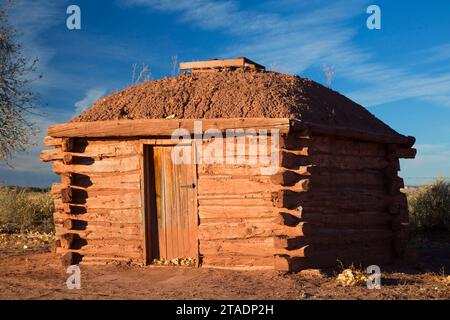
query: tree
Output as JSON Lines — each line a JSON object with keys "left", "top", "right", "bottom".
{"left": 0, "top": 2, "right": 39, "bottom": 160}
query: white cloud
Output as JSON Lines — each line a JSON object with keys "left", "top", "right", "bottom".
{"left": 74, "top": 88, "right": 106, "bottom": 115}
{"left": 122, "top": 0, "right": 450, "bottom": 108}
{"left": 9, "top": 0, "right": 71, "bottom": 89}
{"left": 421, "top": 43, "right": 450, "bottom": 64}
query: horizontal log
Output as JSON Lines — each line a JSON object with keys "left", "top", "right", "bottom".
{"left": 84, "top": 192, "right": 141, "bottom": 208}
{"left": 278, "top": 211, "right": 397, "bottom": 228}
{"left": 56, "top": 222, "right": 141, "bottom": 233}
{"left": 54, "top": 191, "right": 141, "bottom": 209}
{"left": 48, "top": 118, "right": 290, "bottom": 137}
{"left": 272, "top": 169, "right": 391, "bottom": 189}
{"left": 57, "top": 247, "right": 142, "bottom": 260}
{"left": 274, "top": 229, "right": 396, "bottom": 250}
{"left": 54, "top": 208, "right": 142, "bottom": 224}
{"left": 54, "top": 187, "right": 141, "bottom": 204}
{"left": 43, "top": 136, "right": 63, "bottom": 147}
{"left": 40, "top": 148, "right": 62, "bottom": 162}
{"left": 202, "top": 135, "right": 277, "bottom": 156}
{"left": 75, "top": 140, "right": 138, "bottom": 157}
{"left": 55, "top": 227, "right": 142, "bottom": 240}
{"left": 198, "top": 177, "right": 271, "bottom": 195}
{"left": 198, "top": 221, "right": 309, "bottom": 240}
{"left": 53, "top": 156, "right": 140, "bottom": 174}
{"left": 201, "top": 255, "right": 274, "bottom": 270}
{"left": 54, "top": 189, "right": 141, "bottom": 210}
{"left": 79, "top": 256, "right": 135, "bottom": 265}
{"left": 198, "top": 196, "right": 273, "bottom": 207}
{"left": 273, "top": 189, "right": 405, "bottom": 211}
{"left": 179, "top": 57, "right": 265, "bottom": 71}
{"left": 291, "top": 120, "right": 412, "bottom": 145}
{"left": 54, "top": 215, "right": 142, "bottom": 228}
{"left": 200, "top": 217, "right": 275, "bottom": 225}
{"left": 57, "top": 237, "right": 144, "bottom": 248}
{"left": 198, "top": 206, "right": 275, "bottom": 220}
{"left": 200, "top": 238, "right": 274, "bottom": 256}
{"left": 198, "top": 163, "right": 274, "bottom": 176}
{"left": 42, "top": 141, "right": 139, "bottom": 162}
{"left": 281, "top": 135, "right": 387, "bottom": 157}
{"left": 66, "top": 172, "right": 141, "bottom": 189}
{"left": 395, "top": 147, "right": 416, "bottom": 159}
{"left": 198, "top": 222, "right": 275, "bottom": 240}
{"left": 281, "top": 151, "right": 391, "bottom": 170}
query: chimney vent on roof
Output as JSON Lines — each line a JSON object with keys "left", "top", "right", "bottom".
{"left": 179, "top": 57, "right": 265, "bottom": 73}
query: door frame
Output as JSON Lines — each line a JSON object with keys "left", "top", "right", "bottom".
{"left": 139, "top": 140, "right": 199, "bottom": 266}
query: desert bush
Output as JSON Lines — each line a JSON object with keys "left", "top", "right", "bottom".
{"left": 336, "top": 267, "right": 368, "bottom": 287}
{"left": 0, "top": 186, "right": 54, "bottom": 233}
{"left": 408, "top": 178, "right": 450, "bottom": 233}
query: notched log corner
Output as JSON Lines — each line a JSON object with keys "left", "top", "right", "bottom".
{"left": 61, "top": 252, "right": 82, "bottom": 267}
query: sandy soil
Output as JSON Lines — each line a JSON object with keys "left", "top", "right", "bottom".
{"left": 0, "top": 241, "right": 449, "bottom": 300}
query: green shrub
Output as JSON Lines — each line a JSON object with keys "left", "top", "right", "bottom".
{"left": 408, "top": 178, "right": 450, "bottom": 233}
{"left": 0, "top": 186, "right": 54, "bottom": 233}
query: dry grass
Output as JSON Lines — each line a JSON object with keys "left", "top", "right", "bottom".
{"left": 335, "top": 267, "right": 368, "bottom": 287}
{"left": 152, "top": 257, "right": 196, "bottom": 267}
{"left": 0, "top": 186, "right": 54, "bottom": 233}
{"left": 0, "top": 231, "right": 55, "bottom": 250}
{"left": 408, "top": 178, "right": 450, "bottom": 234}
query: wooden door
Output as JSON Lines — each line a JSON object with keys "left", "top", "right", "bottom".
{"left": 146, "top": 145, "right": 198, "bottom": 262}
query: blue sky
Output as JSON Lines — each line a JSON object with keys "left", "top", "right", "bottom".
{"left": 1, "top": 0, "right": 449, "bottom": 187}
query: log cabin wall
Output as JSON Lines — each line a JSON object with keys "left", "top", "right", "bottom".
{"left": 43, "top": 134, "right": 283, "bottom": 268}
{"left": 41, "top": 119, "right": 415, "bottom": 270}
{"left": 42, "top": 137, "right": 144, "bottom": 265}
{"left": 196, "top": 135, "right": 280, "bottom": 270}
{"left": 42, "top": 119, "right": 291, "bottom": 267}
{"left": 272, "top": 129, "right": 416, "bottom": 272}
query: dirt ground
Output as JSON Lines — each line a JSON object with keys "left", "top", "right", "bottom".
{"left": 1, "top": 239, "right": 449, "bottom": 300}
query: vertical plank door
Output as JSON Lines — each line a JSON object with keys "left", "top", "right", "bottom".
{"left": 150, "top": 145, "right": 197, "bottom": 261}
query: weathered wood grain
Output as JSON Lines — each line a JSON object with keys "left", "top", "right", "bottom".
{"left": 48, "top": 118, "right": 290, "bottom": 137}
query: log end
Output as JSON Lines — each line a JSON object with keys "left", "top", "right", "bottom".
{"left": 61, "top": 252, "right": 82, "bottom": 267}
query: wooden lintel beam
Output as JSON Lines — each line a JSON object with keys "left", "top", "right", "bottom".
{"left": 47, "top": 118, "right": 290, "bottom": 138}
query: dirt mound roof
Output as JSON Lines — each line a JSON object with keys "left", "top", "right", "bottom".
{"left": 72, "top": 70, "right": 401, "bottom": 137}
